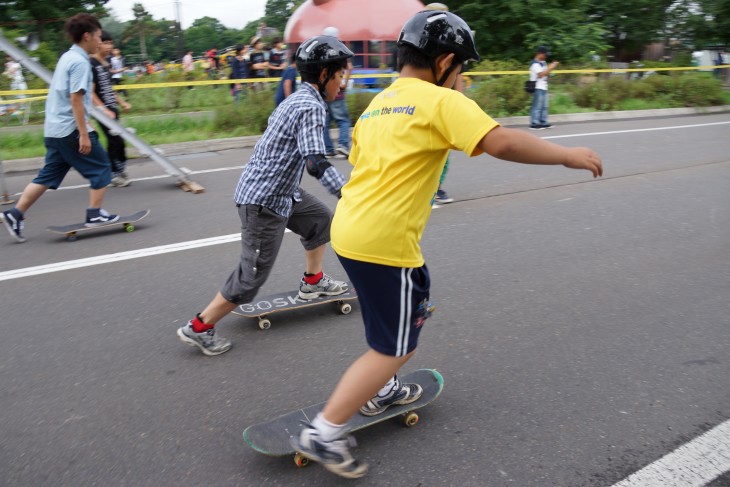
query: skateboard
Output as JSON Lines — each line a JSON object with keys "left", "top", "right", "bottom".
{"left": 231, "top": 285, "right": 357, "bottom": 330}
{"left": 243, "top": 368, "right": 444, "bottom": 468}
{"left": 46, "top": 210, "right": 150, "bottom": 241}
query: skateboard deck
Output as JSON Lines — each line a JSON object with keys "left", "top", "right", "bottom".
{"left": 231, "top": 285, "right": 357, "bottom": 330}
{"left": 46, "top": 210, "right": 150, "bottom": 241}
{"left": 243, "top": 368, "right": 444, "bottom": 467}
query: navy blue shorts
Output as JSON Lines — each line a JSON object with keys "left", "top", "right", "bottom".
{"left": 33, "top": 130, "right": 111, "bottom": 190}
{"left": 337, "top": 254, "right": 433, "bottom": 357}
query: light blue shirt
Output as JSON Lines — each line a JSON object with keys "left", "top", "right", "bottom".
{"left": 44, "top": 44, "right": 94, "bottom": 138}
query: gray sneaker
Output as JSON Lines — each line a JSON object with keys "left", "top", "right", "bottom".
{"left": 298, "top": 274, "right": 348, "bottom": 300}
{"left": 109, "top": 175, "right": 131, "bottom": 187}
{"left": 359, "top": 377, "right": 423, "bottom": 416}
{"left": 290, "top": 423, "right": 368, "bottom": 479}
{"left": 177, "top": 322, "right": 232, "bottom": 356}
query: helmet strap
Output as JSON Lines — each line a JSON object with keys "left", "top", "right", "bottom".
{"left": 317, "top": 66, "right": 337, "bottom": 99}
{"left": 429, "top": 54, "right": 459, "bottom": 87}
{"left": 437, "top": 63, "right": 457, "bottom": 87}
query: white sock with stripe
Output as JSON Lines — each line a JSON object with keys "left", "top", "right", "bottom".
{"left": 376, "top": 375, "right": 398, "bottom": 397}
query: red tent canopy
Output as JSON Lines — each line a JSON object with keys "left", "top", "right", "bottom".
{"left": 285, "top": 0, "right": 426, "bottom": 43}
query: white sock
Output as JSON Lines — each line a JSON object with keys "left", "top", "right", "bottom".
{"left": 312, "top": 412, "right": 346, "bottom": 442}
{"left": 376, "top": 375, "right": 399, "bottom": 397}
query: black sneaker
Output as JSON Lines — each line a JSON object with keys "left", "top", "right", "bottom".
{"left": 359, "top": 377, "right": 423, "bottom": 416}
{"left": 541, "top": 124, "right": 553, "bottom": 129}
{"left": 434, "top": 189, "right": 453, "bottom": 204}
{"left": 85, "top": 208, "right": 120, "bottom": 228}
{"left": 290, "top": 423, "right": 368, "bottom": 479}
{"left": 336, "top": 146, "right": 350, "bottom": 158}
{"left": 2, "top": 209, "right": 26, "bottom": 243}
{"left": 529, "top": 124, "right": 545, "bottom": 130}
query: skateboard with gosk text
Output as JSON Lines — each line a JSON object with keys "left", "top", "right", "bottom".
{"left": 231, "top": 285, "right": 357, "bottom": 330}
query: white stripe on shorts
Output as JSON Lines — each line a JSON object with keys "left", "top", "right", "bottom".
{"left": 396, "top": 268, "right": 414, "bottom": 357}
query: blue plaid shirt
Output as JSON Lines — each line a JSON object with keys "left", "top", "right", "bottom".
{"left": 234, "top": 83, "right": 345, "bottom": 217}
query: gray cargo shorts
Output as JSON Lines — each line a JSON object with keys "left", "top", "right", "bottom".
{"left": 220, "top": 189, "right": 332, "bottom": 304}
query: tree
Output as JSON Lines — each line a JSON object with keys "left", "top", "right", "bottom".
{"left": 0, "top": 0, "right": 109, "bottom": 56}
{"left": 263, "top": 0, "right": 297, "bottom": 33}
{"left": 687, "top": 0, "right": 730, "bottom": 48}
{"left": 122, "top": 3, "right": 157, "bottom": 60}
{"left": 587, "top": 0, "right": 676, "bottom": 60}
{"left": 184, "top": 17, "right": 241, "bottom": 55}
{"left": 447, "top": 0, "right": 609, "bottom": 62}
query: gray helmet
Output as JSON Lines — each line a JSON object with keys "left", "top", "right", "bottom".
{"left": 397, "top": 10, "right": 479, "bottom": 64}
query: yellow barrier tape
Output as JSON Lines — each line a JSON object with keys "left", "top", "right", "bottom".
{"left": 2, "top": 65, "right": 727, "bottom": 95}
{"left": 0, "top": 95, "right": 47, "bottom": 105}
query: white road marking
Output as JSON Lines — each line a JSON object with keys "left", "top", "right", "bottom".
{"left": 2, "top": 119, "right": 726, "bottom": 281}
{"left": 610, "top": 419, "right": 730, "bottom": 487}
{"left": 10, "top": 120, "right": 729, "bottom": 196}
{"left": 542, "top": 121, "right": 730, "bottom": 140}
{"left": 0, "top": 234, "right": 241, "bottom": 281}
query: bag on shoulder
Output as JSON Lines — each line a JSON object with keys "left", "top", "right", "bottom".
{"left": 524, "top": 80, "right": 536, "bottom": 93}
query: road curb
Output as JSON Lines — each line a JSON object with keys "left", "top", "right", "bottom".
{"left": 2, "top": 105, "right": 729, "bottom": 174}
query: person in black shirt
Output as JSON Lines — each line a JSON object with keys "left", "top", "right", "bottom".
{"left": 248, "top": 36, "right": 268, "bottom": 91}
{"left": 268, "top": 38, "right": 287, "bottom": 78}
{"left": 91, "top": 31, "right": 132, "bottom": 187}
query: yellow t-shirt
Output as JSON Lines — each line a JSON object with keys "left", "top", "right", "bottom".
{"left": 331, "top": 77, "right": 500, "bottom": 267}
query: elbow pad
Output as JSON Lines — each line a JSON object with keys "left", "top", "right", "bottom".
{"left": 305, "top": 154, "right": 332, "bottom": 179}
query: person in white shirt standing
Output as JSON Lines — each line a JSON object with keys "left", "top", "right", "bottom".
{"left": 529, "top": 45, "right": 559, "bottom": 130}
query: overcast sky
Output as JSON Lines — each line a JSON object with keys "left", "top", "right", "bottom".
{"left": 104, "top": 0, "right": 268, "bottom": 29}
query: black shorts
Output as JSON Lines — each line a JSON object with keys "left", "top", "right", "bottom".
{"left": 337, "top": 254, "right": 433, "bottom": 357}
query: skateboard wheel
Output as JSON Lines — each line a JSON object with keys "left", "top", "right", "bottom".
{"left": 258, "top": 318, "right": 271, "bottom": 330}
{"left": 402, "top": 412, "right": 419, "bottom": 427}
{"left": 293, "top": 453, "right": 309, "bottom": 468}
{"left": 125, "top": 224, "right": 135, "bottom": 233}
{"left": 67, "top": 233, "right": 77, "bottom": 242}
{"left": 340, "top": 303, "right": 352, "bottom": 315}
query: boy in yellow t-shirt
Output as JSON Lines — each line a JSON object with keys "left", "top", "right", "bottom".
{"left": 291, "top": 11, "right": 603, "bottom": 479}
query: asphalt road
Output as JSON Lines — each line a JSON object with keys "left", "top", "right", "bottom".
{"left": 1, "top": 113, "right": 728, "bottom": 486}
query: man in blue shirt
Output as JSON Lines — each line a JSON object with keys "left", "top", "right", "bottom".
{"left": 2, "top": 13, "right": 118, "bottom": 243}
{"left": 177, "top": 36, "right": 354, "bottom": 356}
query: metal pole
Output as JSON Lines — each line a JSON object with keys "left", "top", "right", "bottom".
{"left": 0, "top": 30, "right": 204, "bottom": 193}
{"left": 0, "top": 150, "right": 17, "bottom": 205}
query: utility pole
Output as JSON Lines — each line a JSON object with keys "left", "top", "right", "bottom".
{"left": 174, "top": 0, "right": 184, "bottom": 61}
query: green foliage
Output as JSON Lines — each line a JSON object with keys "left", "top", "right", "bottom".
{"left": 468, "top": 76, "right": 532, "bottom": 117}
{"left": 213, "top": 89, "right": 275, "bottom": 135}
{"left": 346, "top": 91, "right": 378, "bottom": 122}
{"left": 570, "top": 71, "right": 724, "bottom": 110}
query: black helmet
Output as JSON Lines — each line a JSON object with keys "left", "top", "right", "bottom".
{"left": 397, "top": 10, "right": 479, "bottom": 64}
{"left": 296, "top": 35, "right": 354, "bottom": 98}
{"left": 296, "top": 35, "right": 353, "bottom": 73}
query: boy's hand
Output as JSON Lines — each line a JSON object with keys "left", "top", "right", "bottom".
{"left": 78, "top": 133, "right": 91, "bottom": 154}
{"left": 563, "top": 147, "right": 603, "bottom": 178}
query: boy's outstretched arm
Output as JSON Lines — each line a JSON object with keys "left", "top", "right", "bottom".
{"left": 479, "top": 126, "right": 603, "bottom": 178}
